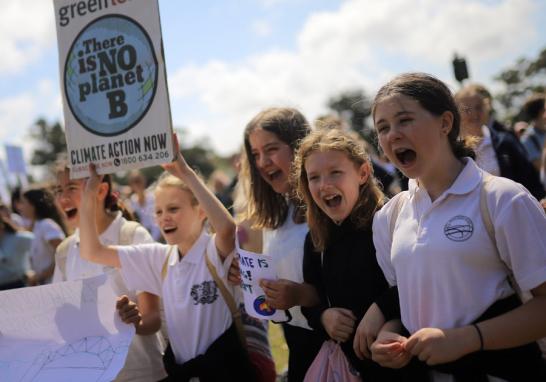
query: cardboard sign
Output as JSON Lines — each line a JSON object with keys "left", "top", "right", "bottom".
{"left": 237, "top": 245, "right": 290, "bottom": 322}
{"left": 53, "top": 0, "right": 174, "bottom": 178}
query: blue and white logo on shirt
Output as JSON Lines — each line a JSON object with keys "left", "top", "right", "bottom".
{"left": 444, "top": 215, "right": 474, "bottom": 242}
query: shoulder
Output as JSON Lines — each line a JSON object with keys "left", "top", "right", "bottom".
{"left": 16, "top": 230, "right": 34, "bottom": 242}
{"left": 373, "top": 192, "right": 409, "bottom": 227}
{"left": 482, "top": 174, "right": 541, "bottom": 217}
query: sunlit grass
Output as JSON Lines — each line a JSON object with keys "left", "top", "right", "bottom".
{"left": 268, "top": 322, "right": 288, "bottom": 375}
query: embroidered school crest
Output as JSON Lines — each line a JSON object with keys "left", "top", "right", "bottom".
{"left": 190, "top": 280, "right": 219, "bottom": 305}
{"left": 444, "top": 215, "right": 474, "bottom": 242}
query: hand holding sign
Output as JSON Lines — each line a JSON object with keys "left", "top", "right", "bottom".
{"left": 259, "top": 279, "right": 303, "bottom": 310}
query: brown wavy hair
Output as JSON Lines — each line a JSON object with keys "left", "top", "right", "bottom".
{"left": 293, "top": 129, "right": 385, "bottom": 251}
{"left": 242, "top": 107, "right": 311, "bottom": 229}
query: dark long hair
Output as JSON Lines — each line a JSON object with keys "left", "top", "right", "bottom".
{"left": 23, "top": 188, "right": 68, "bottom": 235}
{"left": 372, "top": 73, "right": 475, "bottom": 159}
{"left": 242, "top": 107, "right": 311, "bottom": 229}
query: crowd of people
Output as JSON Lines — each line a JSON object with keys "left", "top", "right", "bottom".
{"left": 1, "top": 73, "right": 546, "bottom": 381}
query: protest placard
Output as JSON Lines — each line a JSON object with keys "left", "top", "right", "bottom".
{"left": 0, "top": 274, "right": 134, "bottom": 382}
{"left": 53, "top": 0, "right": 174, "bottom": 178}
{"left": 4, "top": 145, "right": 27, "bottom": 175}
{"left": 236, "top": 245, "right": 290, "bottom": 322}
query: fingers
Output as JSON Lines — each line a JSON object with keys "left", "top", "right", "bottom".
{"left": 116, "top": 296, "right": 140, "bottom": 324}
{"left": 227, "top": 259, "right": 241, "bottom": 285}
{"left": 353, "top": 334, "right": 366, "bottom": 360}
{"left": 337, "top": 308, "right": 357, "bottom": 321}
{"left": 116, "top": 295, "right": 129, "bottom": 310}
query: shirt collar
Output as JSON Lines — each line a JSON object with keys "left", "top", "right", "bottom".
{"left": 177, "top": 229, "right": 211, "bottom": 265}
{"left": 74, "top": 211, "right": 123, "bottom": 244}
{"left": 407, "top": 157, "right": 482, "bottom": 198}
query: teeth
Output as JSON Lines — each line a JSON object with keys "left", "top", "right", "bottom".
{"left": 324, "top": 195, "right": 338, "bottom": 200}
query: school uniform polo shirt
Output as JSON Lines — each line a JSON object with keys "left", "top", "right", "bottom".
{"left": 117, "top": 230, "right": 233, "bottom": 365}
{"left": 30, "top": 218, "right": 66, "bottom": 282}
{"left": 373, "top": 158, "right": 546, "bottom": 334}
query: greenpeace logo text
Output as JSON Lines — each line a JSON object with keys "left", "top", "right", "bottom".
{"left": 58, "top": 0, "right": 132, "bottom": 27}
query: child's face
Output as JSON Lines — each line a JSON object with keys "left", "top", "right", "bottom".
{"left": 54, "top": 170, "right": 85, "bottom": 229}
{"left": 154, "top": 186, "right": 205, "bottom": 245}
{"left": 248, "top": 128, "right": 293, "bottom": 194}
{"left": 18, "top": 196, "right": 35, "bottom": 220}
{"left": 305, "top": 150, "right": 369, "bottom": 223}
{"left": 374, "top": 94, "right": 450, "bottom": 180}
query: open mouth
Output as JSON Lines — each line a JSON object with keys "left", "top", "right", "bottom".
{"left": 163, "top": 227, "right": 177, "bottom": 234}
{"left": 324, "top": 194, "right": 342, "bottom": 208}
{"left": 267, "top": 170, "right": 283, "bottom": 182}
{"left": 394, "top": 148, "right": 416, "bottom": 166}
{"left": 64, "top": 208, "right": 78, "bottom": 219}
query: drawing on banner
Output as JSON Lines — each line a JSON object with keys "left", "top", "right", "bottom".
{"left": 54, "top": 0, "right": 173, "bottom": 178}
{"left": 0, "top": 274, "right": 135, "bottom": 382}
{"left": 237, "top": 245, "right": 290, "bottom": 322}
{"left": 19, "top": 336, "right": 130, "bottom": 382}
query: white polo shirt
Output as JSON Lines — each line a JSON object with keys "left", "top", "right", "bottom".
{"left": 52, "top": 212, "right": 166, "bottom": 382}
{"left": 30, "top": 218, "right": 65, "bottom": 282}
{"left": 263, "top": 204, "right": 311, "bottom": 329}
{"left": 130, "top": 191, "right": 162, "bottom": 242}
{"left": 373, "top": 158, "right": 546, "bottom": 334}
{"left": 475, "top": 125, "right": 500, "bottom": 176}
{"left": 117, "top": 230, "right": 233, "bottom": 365}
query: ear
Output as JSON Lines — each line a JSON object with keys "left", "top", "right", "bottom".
{"left": 358, "top": 162, "right": 371, "bottom": 185}
{"left": 96, "top": 182, "right": 109, "bottom": 202}
{"left": 441, "top": 111, "right": 455, "bottom": 135}
{"left": 197, "top": 206, "right": 207, "bottom": 223}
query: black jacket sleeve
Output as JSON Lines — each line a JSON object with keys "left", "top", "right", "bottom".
{"left": 301, "top": 233, "right": 328, "bottom": 336}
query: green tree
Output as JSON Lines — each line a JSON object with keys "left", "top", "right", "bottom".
{"left": 494, "top": 47, "right": 546, "bottom": 123}
{"left": 29, "top": 118, "right": 67, "bottom": 166}
{"left": 327, "top": 89, "right": 373, "bottom": 141}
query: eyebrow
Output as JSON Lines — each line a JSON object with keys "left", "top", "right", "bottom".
{"left": 375, "top": 110, "right": 414, "bottom": 125}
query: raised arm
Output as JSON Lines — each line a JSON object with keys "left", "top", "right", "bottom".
{"left": 79, "top": 164, "right": 120, "bottom": 268}
{"left": 162, "top": 134, "right": 236, "bottom": 258}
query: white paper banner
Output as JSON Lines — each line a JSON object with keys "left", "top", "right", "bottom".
{"left": 0, "top": 274, "right": 135, "bottom": 382}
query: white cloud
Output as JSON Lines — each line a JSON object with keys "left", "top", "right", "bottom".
{"left": 169, "top": 0, "right": 538, "bottom": 154}
{"left": 0, "top": 0, "right": 56, "bottom": 74}
{"left": 251, "top": 20, "right": 273, "bottom": 37}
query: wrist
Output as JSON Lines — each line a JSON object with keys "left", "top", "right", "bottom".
{"left": 461, "top": 324, "right": 483, "bottom": 354}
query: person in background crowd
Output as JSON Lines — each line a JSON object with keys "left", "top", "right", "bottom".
{"left": 0, "top": 206, "right": 33, "bottom": 290}
{"left": 10, "top": 187, "right": 31, "bottom": 230}
{"left": 127, "top": 170, "right": 162, "bottom": 242}
{"left": 19, "top": 187, "right": 67, "bottom": 285}
{"left": 520, "top": 93, "right": 546, "bottom": 171}
{"left": 455, "top": 84, "right": 545, "bottom": 200}
{"left": 53, "top": 161, "right": 166, "bottom": 382}
{"left": 513, "top": 121, "right": 529, "bottom": 140}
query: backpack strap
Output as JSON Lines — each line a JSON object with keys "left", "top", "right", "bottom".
{"left": 479, "top": 174, "right": 496, "bottom": 250}
{"left": 160, "top": 245, "right": 175, "bottom": 282}
{"left": 480, "top": 174, "right": 525, "bottom": 297}
{"left": 119, "top": 220, "right": 140, "bottom": 246}
{"left": 55, "top": 236, "right": 76, "bottom": 282}
{"left": 205, "top": 249, "right": 247, "bottom": 348}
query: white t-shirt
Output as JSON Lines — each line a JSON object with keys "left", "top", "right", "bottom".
{"left": 117, "top": 230, "right": 234, "bottom": 365}
{"left": 30, "top": 218, "right": 65, "bottom": 282}
{"left": 373, "top": 158, "right": 546, "bottom": 334}
{"left": 130, "top": 192, "right": 162, "bottom": 242}
{"left": 475, "top": 125, "right": 500, "bottom": 176}
{"left": 52, "top": 213, "right": 166, "bottom": 382}
{"left": 262, "top": 204, "right": 311, "bottom": 329}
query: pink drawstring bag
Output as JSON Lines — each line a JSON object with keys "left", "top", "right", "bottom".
{"left": 304, "top": 340, "right": 362, "bottom": 382}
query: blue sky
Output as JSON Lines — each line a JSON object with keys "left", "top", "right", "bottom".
{"left": 1, "top": 0, "right": 546, "bottom": 189}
